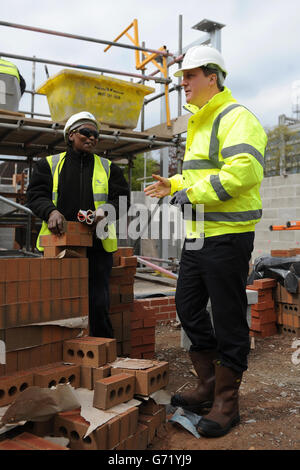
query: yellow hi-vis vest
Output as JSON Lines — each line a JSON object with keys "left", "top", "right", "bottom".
{"left": 0, "top": 59, "right": 20, "bottom": 81}
{"left": 36, "top": 152, "right": 118, "bottom": 252}
{"left": 169, "top": 87, "right": 268, "bottom": 239}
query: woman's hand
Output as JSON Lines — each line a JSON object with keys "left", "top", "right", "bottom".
{"left": 47, "top": 210, "right": 66, "bottom": 235}
{"left": 144, "top": 174, "right": 171, "bottom": 198}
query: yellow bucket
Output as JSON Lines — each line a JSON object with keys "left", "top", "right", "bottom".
{"left": 36, "top": 69, "right": 155, "bottom": 129}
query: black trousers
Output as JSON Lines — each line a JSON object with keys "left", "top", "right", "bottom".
{"left": 87, "top": 247, "right": 114, "bottom": 338}
{"left": 175, "top": 232, "right": 254, "bottom": 373}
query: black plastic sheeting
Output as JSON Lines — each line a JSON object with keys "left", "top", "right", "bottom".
{"left": 248, "top": 255, "right": 300, "bottom": 294}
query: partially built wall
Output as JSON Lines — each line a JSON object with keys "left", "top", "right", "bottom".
{"left": 252, "top": 173, "right": 300, "bottom": 261}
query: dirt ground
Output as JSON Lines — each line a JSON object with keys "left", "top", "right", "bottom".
{"left": 149, "top": 322, "right": 300, "bottom": 451}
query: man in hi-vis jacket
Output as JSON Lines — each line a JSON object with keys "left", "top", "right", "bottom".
{"left": 145, "top": 45, "right": 267, "bottom": 437}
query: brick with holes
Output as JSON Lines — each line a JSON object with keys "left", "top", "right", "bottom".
{"left": 111, "top": 361, "right": 169, "bottom": 396}
{"left": 33, "top": 363, "right": 80, "bottom": 389}
{"left": 63, "top": 338, "right": 107, "bottom": 367}
{"left": 0, "top": 371, "right": 34, "bottom": 407}
{"left": 93, "top": 373, "right": 135, "bottom": 410}
{"left": 54, "top": 412, "right": 108, "bottom": 450}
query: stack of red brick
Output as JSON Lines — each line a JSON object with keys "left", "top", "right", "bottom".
{"left": 0, "top": 257, "right": 89, "bottom": 376}
{"left": 130, "top": 297, "right": 177, "bottom": 360}
{"left": 0, "top": 221, "right": 139, "bottom": 375}
{"left": 0, "top": 336, "right": 169, "bottom": 451}
{"left": 275, "top": 280, "right": 300, "bottom": 336}
{"left": 247, "top": 278, "right": 278, "bottom": 338}
{"left": 110, "top": 247, "right": 137, "bottom": 357}
{"left": 271, "top": 247, "right": 300, "bottom": 335}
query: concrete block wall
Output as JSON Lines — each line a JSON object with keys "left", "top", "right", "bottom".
{"left": 253, "top": 174, "right": 300, "bottom": 261}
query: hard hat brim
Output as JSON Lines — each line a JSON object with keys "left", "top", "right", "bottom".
{"left": 173, "top": 65, "right": 198, "bottom": 78}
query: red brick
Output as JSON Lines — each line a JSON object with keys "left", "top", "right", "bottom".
{"left": 93, "top": 373, "right": 135, "bottom": 410}
{"left": 18, "top": 280, "right": 30, "bottom": 303}
{"left": 5, "top": 281, "right": 18, "bottom": 304}
{"left": 131, "top": 319, "right": 143, "bottom": 329}
{"left": 107, "top": 416, "right": 120, "bottom": 449}
{"left": 251, "top": 308, "right": 277, "bottom": 323}
{"left": 29, "top": 258, "right": 42, "bottom": 280}
{"left": 17, "top": 258, "right": 31, "bottom": 281}
{"left": 250, "top": 322, "right": 278, "bottom": 338}
{"left": 33, "top": 363, "right": 80, "bottom": 389}
{"left": 0, "top": 371, "right": 34, "bottom": 407}
{"left": 5, "top": 303, "right": 18, "bottom": 328}
{"left": 5, "top": 259, "right": 19, "bottom": 281}
{"left": 251, "top": 300, "right": 274, "bottom": 312}
{"left": 253, "top": 278, "right": 277, "bottom": 289}
{"left": 63, "top": 338, "right": 107, "bottom": 367}
{"left": 5, "top": 351, "right": 18, "bottom": 373}
{"left": 54, "top": 412, "right": 108, "bottom": 450}
{"left": 13, "top": 432, "right": 69, "bottom": 450}
{"left": 120, "top": 256, "right": 137, "bottom": 267}
{"left": 41, "top": 259, "right": 52, "bottom": 279}
{"left": 0, "top": 440, "right": 31, "bottom": 450}
{"left": 43, "top": 246, "right": 64, "bottom": 258}
{"left": 158, "top": 305, "right": 177, "bottom": 314}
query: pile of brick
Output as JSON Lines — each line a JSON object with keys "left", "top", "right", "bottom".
{"left": 271, "top": 247, "right": 300, "bottom": 336}
{"left": 275, "top": 281, "right": 300, "bottom": 336}
{"left": 0, "top": 257, "right": 89, "bottom": 376}
{"left": 0, "top": 336, "right": 169, "bottom": 450}
{"left": 130, "top": 297, "right": 177, "bottom": 360}
{"left": 247, "top": 278, "right": 278, "bottom": 338}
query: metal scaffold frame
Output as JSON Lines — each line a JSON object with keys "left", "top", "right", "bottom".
{"left": 0, "top": 16, "right": 225, "bottom": 256}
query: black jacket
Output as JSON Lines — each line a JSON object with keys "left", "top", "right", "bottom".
{"left": 26, "top": 148, "right": 130, "bottom": 248}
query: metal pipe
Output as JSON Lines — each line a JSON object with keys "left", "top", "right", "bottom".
{"left": 137, "top": 256, "right": 178, "bottom": 280}
{"left": 0, "top": 52, "right": 171, "bottom": 84}
{"left": 31, "top": 56, "right": 36, "bottom": 119}
{"left": 139, "top": 255, "right": 179, "bottom": 265}
{"left": 0, "top": 21, "right": 173, "bottom": 57}
{"left": 19, "top": 110, "right": 51, "bottom": 118}
{"left": 178, "top": 15, "right": 183, "bottom": 117}
{"left": 144, "top": 85, "right": 177, "bottom": 105}
{"left": 0, "top": 195, "right": 33, "bottom": 215}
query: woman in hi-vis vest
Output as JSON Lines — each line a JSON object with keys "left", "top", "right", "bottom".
{"left": 26, "top": 111, "right": 130, "bottom": 338}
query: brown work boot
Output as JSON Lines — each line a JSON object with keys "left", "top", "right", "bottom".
{"left": 170, "top": 349, "right": 217, "bottom": 414}
{"left": 196, "top": 360, "right": 243, "bottom": 437}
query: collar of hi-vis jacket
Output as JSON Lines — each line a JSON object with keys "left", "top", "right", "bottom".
{"left": 183, "top": 87, "right": 237, "bottom": 117}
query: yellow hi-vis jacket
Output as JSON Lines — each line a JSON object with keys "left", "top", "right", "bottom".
{"left": 0, "top": 59, "right": 20, "bottom": 81}
{"left": 36, "top": 152, "right": 118, "bottom": 252}
{"left": 169, "top": 87, "right": 267, "bottom": 238}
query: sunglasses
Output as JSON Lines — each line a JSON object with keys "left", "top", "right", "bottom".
{"left": 75, "top": 128, "right": 99, "bottom": 139}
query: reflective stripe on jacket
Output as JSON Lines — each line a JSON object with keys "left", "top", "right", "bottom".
{"left": 0, "top": 59, "right": 20, "bottom": 81}
{"left": 36, "top": 152, "right": 117, "bottom": 252}
{"left": 169, "top": 87, "right": 268, "bottom": 238}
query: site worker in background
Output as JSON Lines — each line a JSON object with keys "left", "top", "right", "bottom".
{"left": 144, "top": 45, "right": 267, "bottom": 438}
{"left": 0, "top": 57, "right": 26, "bottom": 111}
{"left": 26, "top": 111, "right": 130, "bottom": 338}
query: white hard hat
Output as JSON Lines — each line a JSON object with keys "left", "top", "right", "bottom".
{"left": 174, "top": 45, "right": 227, "bottom": 78}
{"left": 64, "top": 111, "right": 100, "bottom": 142}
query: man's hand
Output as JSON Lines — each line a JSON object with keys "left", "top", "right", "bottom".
{"left": 144, "top": 174, "right": 171, "bottom": 198}
{"left": 47, "top": 210, "right": 66, "bottom": 235}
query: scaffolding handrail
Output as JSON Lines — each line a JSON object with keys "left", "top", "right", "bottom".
{"left": 0, "top": 51, "right": 170, "bottom": 85}
{"left": 0, "top": 21, "right": 174, "bottom": 57}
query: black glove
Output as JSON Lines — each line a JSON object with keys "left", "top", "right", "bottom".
{"left": 169, "top": 189, "right": 190, "bottom": 207}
